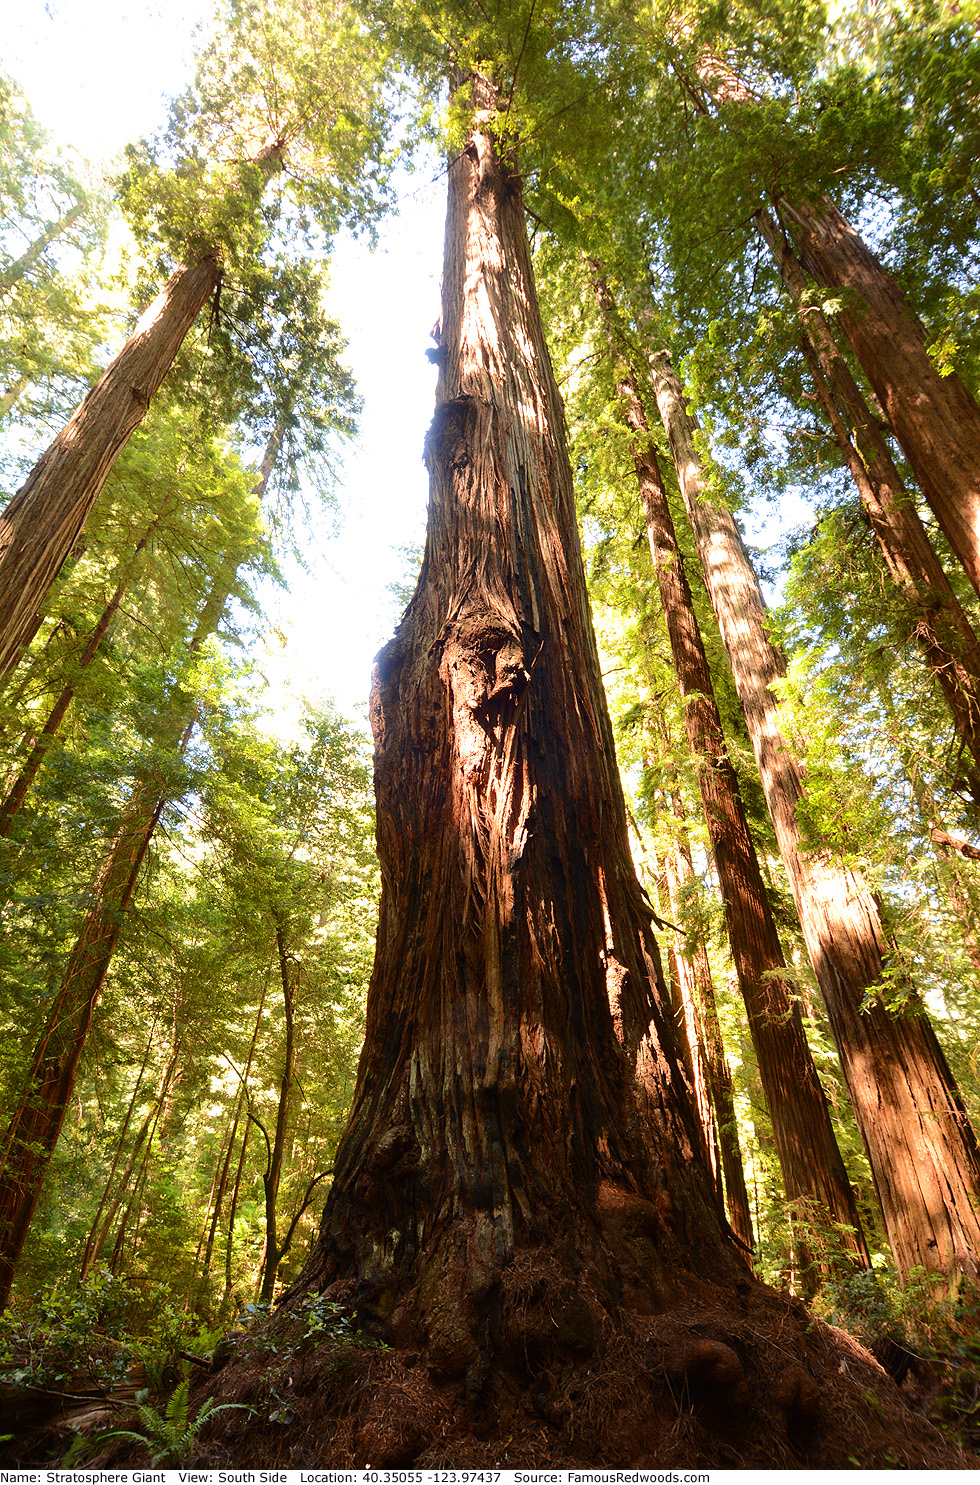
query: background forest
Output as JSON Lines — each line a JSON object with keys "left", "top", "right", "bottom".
{"left": 4, "top": 0, "right": 980, "bottom": 1464}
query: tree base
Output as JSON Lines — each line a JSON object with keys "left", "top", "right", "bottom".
{"left": 163, "top": 1280, "right": 972, "bottom": 1467}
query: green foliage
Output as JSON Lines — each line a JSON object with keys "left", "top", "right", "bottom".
{"left": 301, "top": 1293, "right": 390, "bottom": 1349}
{"left": 69, "top": 1379, "right": 250, "bottom": 1468}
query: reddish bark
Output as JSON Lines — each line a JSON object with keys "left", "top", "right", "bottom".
{"left": 0, "top": 547, "right": 243, "bottom": 1306}
{"left": 646, "top": 342, "right": 980, "bottom": 1289}
{"left": 0, "top": 256, "right": 220, "bottom": 677}
{"left": 0, "top": 509, "right": 166, "bottom": 837}
{"left": 784, "top": 195, "right": 980, "bottom": 603}
{"left": 296, "top": 76, "right": 737, "bottom": 1377}
{"left": 595, "top": 286, "right": 867, "bottom": 1271}
{"left": 756, "top": 208, "right": 980, "bottom": 791}
{"left": 654, "top": 789, "right": 755, "bottom": 1258}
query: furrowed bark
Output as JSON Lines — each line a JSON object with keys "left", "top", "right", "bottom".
{"left": 646, "top": 341, "right": 980, "bottom": 1289}
{"left": 0, "top": 255, "right": 220, "bottom": 678}
{"left": 782, "top": 195, "right": 980, "bottom": 603}
{"left": 297, "top": 74, "right": 738, "bottom": 1376}
{"left": 756, "top": 208, "right": 980, "bottom": 792}
{"left": 593, "top": 277, "right": 866, "bottom": 1272}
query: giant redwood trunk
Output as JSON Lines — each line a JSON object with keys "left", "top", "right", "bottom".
{"left": 0, "top": 255, "right": 220, "bottom": 677}
{"left": 196, "top": 81, "right": 975, "bottom": 1475}
{"left": 783, "top": 195, "right": 980, "bottom": 603}
{"left": 298, "top": 75, "right": 739, "bottom": 1375}
{"left": 756, "top": 208, "right": 980, "bottom": 792}
{"left": 646, "top": 341, "right": 980, "bottom": 1289}
{"left": 601, "top": 320, "right": 868, "bottom": 1274}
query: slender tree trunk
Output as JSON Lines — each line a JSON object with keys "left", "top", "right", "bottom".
{"left": 296, "top": 73, "right": 738, "bottom": 1376}
{"left": 224, "top": 1120, "right": 253, "bottom": 1302}
{"left": 645, "top": 339, "right": 980, "bottom": 1289}
{"left": 0, "top": 256, "right": 221, "bottom": 678}
{"left": 756, "top": 209, "right": 980, "bottom": 792}
{"left": 258, "top": 928, "right": 296, "bottom": 1305}
{"left": 218, "top": 973, "right": 270, "bottom": 1296}
{"left": 657, "top": 796, "right": 755, "bottom": 1258}
{"left": 0, "top": 199, "right": 87, "bottom": 293}
{"left": 652, "top": 849, "right": 720, "bottom": 1201}
{"left": 78, "top": 1028, "right": 155, "bottom": 1280}
{"left": 780, "top": 195, "right": 980, "bottom": 602}
{"left": 0, "top": 545, "right": 244, "bottom": 1306}
{"left": 83, "top": 1049, "right": 178, "bottom": 1278}
{"left": 1, "top": 376, "right": 30, "bottom": 419}
{"left": 195, "top": 1113, "right": 237, "bottom": 1269}
{"left": 202, "top": 1093, "right": 244, "bottom": 1279}
{"left": 595, "top": 283, "right": 867, "bottom": 1272}
{"left": 0, "top": 509, "right": 165, "bottom": 836}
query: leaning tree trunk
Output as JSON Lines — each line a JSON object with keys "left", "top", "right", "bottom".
{"left": 297, "top": 74, "right": 739, "bottom": 1379}
{"left": 0, "top": 546, "right": 244, "bottom": 1307}
{"left": 0, "top": 256, "right": 220, "bottom": 677}
{"left": 781, "top": 195, "right": 980, "bottom": 603}
{"left": 0, "top": 507, "right": 166, "bottom": 837}
{"left": 0, "top": 198, "right": 88, "bottom": 294}
{"left": 756, "top": 208, "right": 980, "bottom": 793}
{"left": 594, "top": 275, "right": 868, "bottom": 1274}
{"left": 646, "top": 340, "right": 980, "bottom": 1290}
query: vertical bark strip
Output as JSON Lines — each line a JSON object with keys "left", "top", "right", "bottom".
{"left": 783, "top": 195, "right": 980, "bottom": 602}
{"left": 756, "top": 209, "right": 980, "bottom": 790}
{"left": 593, "top": 279, "right": 866, "bottom": 1269}
{"left": 646, "top": 341, "right": 980, "bottom": 1288}
{"left": 0, "top": 255, "right": 220, "bottom": 677}
{"left": 301, "top": 76, "right": 739, "bottom": 1374}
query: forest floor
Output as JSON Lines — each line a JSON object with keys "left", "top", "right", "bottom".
{"left": 3, "top": 1268, "right": 979, "bottom": 1470}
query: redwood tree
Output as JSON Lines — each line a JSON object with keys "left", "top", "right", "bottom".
{"left": 592, "top": 270, "right": 868, "bottom": 1273}
{"left": 298, "top": 71, "right": 733, "bottom": 1363}
{"left": 781, "top": 194, "right": 980, "bottom": 603}
{"left": 644, "top": 336, "right": 980, "bottom": 1290}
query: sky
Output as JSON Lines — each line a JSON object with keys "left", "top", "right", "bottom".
{"left": 2, "top": 0, "right": 445, "bottom": 731}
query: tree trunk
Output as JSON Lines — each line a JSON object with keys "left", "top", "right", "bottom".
{"left": 297, "top": 73, "right": 737, "bottom": 1377}
{"left": 646, "top": 340, "right": 980, "bottom": 1289}
{"left": 0, "top": 548, "right": 243, "bottom": 1307}
{"left": 657, "top": 795, "right": 755, "bottom": 1259}
{"left": 756, "top": 208, "right": 980, "bottom": 793}
{"left": 257, "top": 927, "right": 296, "bottom": 1305}
{"left": 1, "top": 376, "right": 30, "bottom": 419}
{"left": 0, "top": 199, "right": 88, "bottom": 293}
{"left": 596, "top": 291, "right": 867, "bottom": 1274}
{"left": 77, "top": 1028, "right": 156, "bottom": 1281}
{"left": 0, "top": 254, "right": 221, "bottom": 678}
{"left": 652, "top": 848, "right": 721, "bottom": 1202}
{"left": 82, "top": 1049, "right": 178, "bottom": 1279}
{"left": 590, "top": 270, "right": 857, "bottom": 1262}
{"left": 782, "top": 195, "right": 980, "bottom": 603}
{"left": 0, "top": 509, "right": 166, "bottom": 836}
